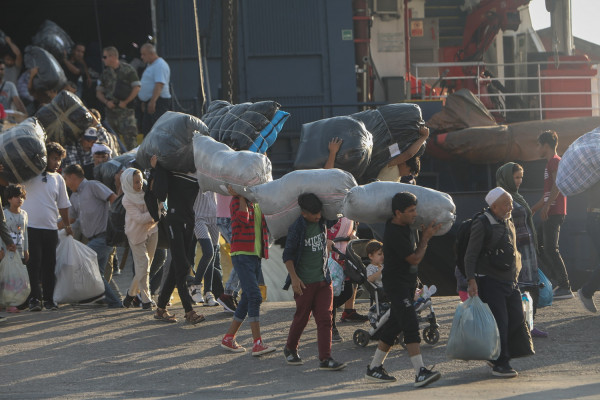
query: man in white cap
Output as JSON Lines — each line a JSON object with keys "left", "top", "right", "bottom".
{"left": 91, "top": 142, "right": 113, "bottom": 166}
{"left": 63, "top": 127, "right": 112, "bottom": 180}
{"left": 464, "top": 187, "right": 525, "bottom": 378}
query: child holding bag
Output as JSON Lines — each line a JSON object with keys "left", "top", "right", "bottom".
{"left": 121, "top": 168, "right": 159, "bottom": 310}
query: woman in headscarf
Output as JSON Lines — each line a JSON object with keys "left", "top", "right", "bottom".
{"left": 121, "top": 167, "right": 159, "bottom": 310}
{"left": 496, "top": 162, "right": 547, "bottom": 337}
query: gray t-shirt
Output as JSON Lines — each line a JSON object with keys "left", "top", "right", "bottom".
{"left": 3, "top": 65, "right": 20, "bottom": 85}
{"left": 0, "top": 80, "right": 18, "bottom": 110}
{"left": 69, "top": 179, "right": 114, "bottom": 239}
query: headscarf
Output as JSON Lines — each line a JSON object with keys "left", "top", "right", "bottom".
{"left": 121, "top": 168, "right": 146, "bottom": 205}
{"left": 496, "top": 162, "right": 537, "bottom": 245}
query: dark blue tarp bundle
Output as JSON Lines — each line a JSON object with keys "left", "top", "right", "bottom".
{"left": 202, "top": 100, "right": 289, "bottom": 152}
{"left": 32, "top": 20, "right": 74, "bottom": 62}
{"left": 24, "top": 46, "right": 66, "bottom": 92}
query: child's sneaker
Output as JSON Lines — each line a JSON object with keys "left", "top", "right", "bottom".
{"left": 6, "top": 306, "right": 20, "bottom": 313}
{"left": 251, "top": 340, "right": 276, "bottom": 357}
{"left": 221, "top": 337, "right": 246, "bottom": 353}
{"left": 216, "top": 294, "right": 236, "bottom": 313}
{"left": 414, "top": 366, "right": 441, "bottom": 387}
{"left": 283, "top": 347, "right": 303, "bottom": 365}
{"left": 29, "top": 299, "right": 42, "bottom": 312}
{"left": 204, "top": 291, "right": 219, "bottom": 307}
{"left": 319, "top": 358, "right": 346, "bottom": 371}
{"left": 188, "top": 285, "right": 204, "bottom": 304}
{"left": 366, "top": 365, "right": 396, "bottom": 382}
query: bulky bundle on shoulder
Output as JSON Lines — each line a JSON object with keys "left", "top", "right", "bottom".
{"left": 94, "top": 149, "right": 138, "bottom": 192}
{"left": 202, "top": 100, "right": 289, "bottom": 152}
{"left": 342, "top": 181, "right": 455, "bottom": 235}
{"left": 24, "top": 45, "right": 66, "bottom": 92}
{"left": 137, "top": 111, "right": 209, "bottom": 173}
{"left": 250, "top": 169, "right": 358, "bottom": 239}
{"left": 32, "top": 20, "right": 74, "bottom": 62}
{"left": 35, "top": 91, "right": 95, "bottom": 145}
{"left": 193, "top": 135, "right": 272, "bottom": 197}
{"left": 0, "top": 118, "right": 47, "bottom": 183}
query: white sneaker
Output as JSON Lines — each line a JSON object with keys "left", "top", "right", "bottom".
{"left": 189, "top": 285, "right": 204, "bottom": 303}
{"left": 204, "top": 291, "right": 219, "bottom": 307}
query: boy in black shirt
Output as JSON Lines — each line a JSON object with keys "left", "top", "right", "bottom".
{"left": 365, "top": 192, "right": 442, "bottom": 387}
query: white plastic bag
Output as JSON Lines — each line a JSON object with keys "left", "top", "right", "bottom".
{"left": 193, "top": 134, "right": 272, "bottom": 196}
{"left": 0, "top": 252, "right": 30, "bottom": 306}
{"left": 250, "top": 169, "right": 357, "bottom": 239}
{"left": 54, "top": 232, "right": 105, "bottom": 303}
{"left": 342, "top": 181, "right": 456, "bottom": 236}
{"left": 328, "top": 256, "right": 344, "bottom": 297}
{"left": 446, "top": 296, "right": 501, "bottom": 361}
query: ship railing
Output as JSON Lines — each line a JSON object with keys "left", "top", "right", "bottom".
{"left": 413, "top": 61, "right": 600, "bottom": 120}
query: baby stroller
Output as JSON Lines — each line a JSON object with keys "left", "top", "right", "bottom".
{"left": 331, "top": 239, "right": 440, "bottom": 348}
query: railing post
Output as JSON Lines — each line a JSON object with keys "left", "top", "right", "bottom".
{"left": 538, "top": 63, "right": 543, "bottom": 120}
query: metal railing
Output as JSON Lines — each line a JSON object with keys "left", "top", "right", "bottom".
{"left": 413, "top": 61, "right": 600, "bottom": 120}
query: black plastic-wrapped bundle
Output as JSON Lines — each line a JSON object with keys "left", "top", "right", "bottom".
{"left": 35, "top": 91, "right": 94, "bottom": 146}
{"left": 203, "top": 100, "right": 283, "bottom": 151}
{"left": 24, "top": 46, "right": 66, "bottom": 92}
{"left": 94, "top": 151, "right": 138, "bottom": 192}
{"left": 294, "top": 116, "right": 373, "bottom": 179}
{"left": 0, "top": 118, "right": 47, "bottom": 183}
{"left": 137, "top": 111, "right": 209, "bottom": 173}
{"left": 32, "top": 20, "right": 74, "bottom": 62}
{"left": 354, "top": 104, "right": 424, "bottom": 183}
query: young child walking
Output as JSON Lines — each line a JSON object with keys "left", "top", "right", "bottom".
{"left": 2, "top": 184, "right": 28, "bottom": 313}
{"left": 282, "top": 193, "right": 346, "bottom": 370}
{"left": 220, "top": 186, "right": 275, "bottom": 356}
{"left": 121, "top": 168, "right": 159, "bottom": 310}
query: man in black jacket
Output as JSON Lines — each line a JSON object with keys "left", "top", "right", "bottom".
{"left": 466, "top": 187, "right": 524, "bottom": 378}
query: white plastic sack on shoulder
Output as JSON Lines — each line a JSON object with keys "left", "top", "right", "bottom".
{"left": 556, "top": 126, "right": 600, "bottom": 196}
{"left": 193, "top": 134, "right": 272, "bottom": 196}
{"left": 446, "top": 296, "right": 501, "bottom": 361}
{"left": 342, "top": 182, "right": 456, "bottom": 235}
{"left": 250, "top": 169, "right": 358, "bottom": 239}
{"left": 53, "top": 231, "right": 105, "bottom": 304}
{"left": 0, "top": 252, "right": 31, "bottom": 306}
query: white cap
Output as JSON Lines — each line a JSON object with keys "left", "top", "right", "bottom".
{"left": 83, "top": 127, "right": 98, "bottom": 140}
{"left": 92, "top": 143, "right": 112, "bottom": 156}
{"left": 485, "top": 187, "right": 511, "bottom": 206}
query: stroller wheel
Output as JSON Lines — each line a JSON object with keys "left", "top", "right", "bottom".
{"left": 353, "top": 329, "right": 370, "bottom": 347}
{"left": 423, "top": 326, "right": 440, "bottom": 345}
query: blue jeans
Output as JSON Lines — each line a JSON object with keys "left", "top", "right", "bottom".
{"left": 232, "top": 254, "right": 263, "bottom": 323}
{"left": 87, "top": 235, "right": 122, "bottom": 307}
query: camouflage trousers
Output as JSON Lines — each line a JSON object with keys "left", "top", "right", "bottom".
{"left": 106, "top": 107, "right": 138, "bottom": 151}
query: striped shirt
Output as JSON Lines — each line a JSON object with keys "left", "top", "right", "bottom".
{"left": 229, "top": 196, "right": 269, "bottom": 259}
{"left": 194, "top": 191, "right": 218, "bottom": 241}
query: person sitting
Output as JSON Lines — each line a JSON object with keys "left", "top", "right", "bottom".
{"left": 366, "top": 239, "right": 384, "bottom": 289}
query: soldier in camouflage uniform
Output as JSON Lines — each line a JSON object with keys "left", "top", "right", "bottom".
{"left": 96, "top": 46, "right": 140, "bottom": 151}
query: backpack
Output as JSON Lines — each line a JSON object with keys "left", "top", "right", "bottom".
{"left": 455, "top": 211, "right": 492, "bottom": 277}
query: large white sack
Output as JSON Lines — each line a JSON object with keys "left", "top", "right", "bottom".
{"left": 251, "top": 169, "right": 357, "bottom": 239}
{"left": 193, "top": 134, "right": 272, "bottom": 196}
{"left": 342, "top": 182, "right": 456, "bottom": 236}
{"left": 54, "top": 232, "right": 105, "bottom": 303}
{"left": 261, "top": 244, "right": 294, "bottom": 302}
{"left": 556, "top": 126, "right": 600, "bottom": 196}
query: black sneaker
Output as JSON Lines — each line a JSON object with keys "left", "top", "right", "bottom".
{"left": 43, "top": 301, "right": 58, "bottom": 310}
{"left": 365, "top": 365, "right": 397, "bottom": 383}
{"left": 414, "top": 366, "right": 441, "bottom": 387}
{"left": 216, "top": 294, "right": 237, "bottom": 313}
{"left": 340, "top": 309, "right": 368, "bottom": 323}
{"left": 332, "top": 328, "right": 343, "bottom": 343}
{"left": 283, "top": 347, "right": 303, "bottom": 365}
{"left": 319, "top": 358, "right": 346, "bottom": 371}
{"left": 492, "top": 364, "right": 518, "bottom": 378}
{"left": 29, "top": 299, "right": 42, "bottom": 312}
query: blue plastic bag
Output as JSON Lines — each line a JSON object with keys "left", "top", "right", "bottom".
{"left": 327, "top": 256, "right": 344, "bottom": 297}
{"left": 538, "top": 269, "right": 553, "bottom": 307}
{"left": 446, "top": 296, "right": 501, "bottom": 361}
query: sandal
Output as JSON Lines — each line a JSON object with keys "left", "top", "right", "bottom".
{"left": 154, "top": 308, "right": 177, "bottom": 323}
{"left": 185, "top": 310, "right": 206, "bottom": 325}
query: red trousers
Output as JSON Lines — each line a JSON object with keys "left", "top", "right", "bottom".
{"left": 286, "top": 281, "right": 333, "bottom": 361}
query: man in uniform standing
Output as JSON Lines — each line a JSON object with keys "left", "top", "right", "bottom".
{"left": 96, "top": 46, "right": 140, "bottom": 151}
